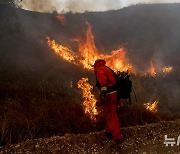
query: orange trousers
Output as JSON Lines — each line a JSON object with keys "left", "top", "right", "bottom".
{"left": 104, "top": 92, "right": 123, "bottom": 140}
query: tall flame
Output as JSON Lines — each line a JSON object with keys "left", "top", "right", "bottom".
{"left": 101, "top": 48, "right": 132, "bottom": 72}
{"left": 47, "top": 21, "right": 132, "bottom": 72}
{"left": 77, "top": 78, "right": 98, "bottom": 121}
{"left": 144, "top": 100, "right": 158, "bottom": 113}
{"left": 47, "top": 21, "right": 173, "bottom": 119}
{"left": 47, "top": 20, "right": 174, "bottom": 76}
{"left": 77, "top": 21, "right": 99, "bottom": 70}
{"left": 149, "top": 60, "right": 156, "bottom": 77}
{"left": 76, "top": 21, "right": 133, "bottom": 72}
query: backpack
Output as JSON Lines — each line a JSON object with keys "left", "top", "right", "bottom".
{"left": 106, "top": 66, "right": 132, "bottom": 100}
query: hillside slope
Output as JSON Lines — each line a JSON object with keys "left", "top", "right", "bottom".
{"left": 0, "top": 120, "right": 180, "bottom": 153}
{"left": 0, "top": 3, "right": 179, "bottom": 111}
{"left": 0, "top": 3, "right": 179, "bottom": 147}
{"left": 1, "top": 3, "right": 180, "bottom": 70}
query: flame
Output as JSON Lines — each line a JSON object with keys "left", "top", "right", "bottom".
{"left": 47, "top": 37, "right": 76, "bottom": 63}
{"left": 77, "top": 78, "right": 98, "bottom": 121}
{"left": 76, "top": 21, "right": 99, "bottom": 70}
{"left": 162, "top": 66, "right": 173, "bottom": 74}
{"left": 144, "top": 100, "right": 158, "bottom": 113}
{"left": 71, "top": 21, "right": 133, "bottom": 72}
{"left": 56, "top": 15, "right": 66, "bottom": 25}
{"left": 47, "top": 21, "right": 132, "bottom": 72}
{"left": 149, "top": 60, "right": 156, "bottom": 77}
{"left": 101, "top": 48, "right": 132, "bottom": 72}
{"left": 47, "top": 20, "right": 174, "bottom": 76}
{"left": 48, "top": 22, "right": 132, "bottom": 71}
{"left": 140, "top": 63, "right": 173, "bottom": 77}
{"left": 46, "top": 20, "right": 173, "bottom": 120}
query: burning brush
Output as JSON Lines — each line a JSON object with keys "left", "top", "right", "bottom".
{"left": 47, "top": 20, "right": 173, "bottom": 76}
{"left": 77, "top": 78, "right": 98, "bottom": 121}
{"left": 144, "top": 100, "right": 159, "bottom": 113}
{"left": 47, "top": 19, "right": 173, "bottom": 120}
{"left": 47, "top": 21, "right": 132, "bottom": 72}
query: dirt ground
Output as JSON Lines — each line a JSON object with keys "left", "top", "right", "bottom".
{"left": 0, "top": 120, "right": 180, "bottom": 154}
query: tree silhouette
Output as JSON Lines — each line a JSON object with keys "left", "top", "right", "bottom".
{"left": 0, "top": 0, "right": 21, "bottom": 7}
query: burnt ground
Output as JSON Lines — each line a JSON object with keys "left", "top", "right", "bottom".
{"left": 0, "top": 120, "right": 180, "bottom": 154}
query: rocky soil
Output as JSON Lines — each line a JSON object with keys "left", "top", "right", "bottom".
{"left": 0, "top": 120, "right": 180, "bottom": 154}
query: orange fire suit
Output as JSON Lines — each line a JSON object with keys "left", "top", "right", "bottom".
{"left": 94, "top": 60, "right": 123, "bottom": 140}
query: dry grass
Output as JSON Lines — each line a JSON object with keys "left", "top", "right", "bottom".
{"left": 0, "top": 3, "right": 179, "bottom": 146}
{"left": 0, "top": 72, "right": 179, "bottom": 146}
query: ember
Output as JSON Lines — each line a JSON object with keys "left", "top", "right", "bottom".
{"left": 162, "top": 66, "right": 173, "bottom": 74}
{"left": 144, "top": 100, "right": 158, "bottom": 113}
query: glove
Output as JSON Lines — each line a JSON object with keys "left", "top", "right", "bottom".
{"left": 96, "top": 100, "right": 102, "bottom": 106}
{"left": 96, "top": 91, "right": 107, "bottom": 106}
{"left": 100, "top": 92, "right": 106, "bottom": 104}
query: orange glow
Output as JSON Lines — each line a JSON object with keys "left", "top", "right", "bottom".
{"left": 77, "top": 78, "right": 98, "bottom": 121}
{"left": 149, "top": 60, "right": 156, "bottom": 77}
{"left": 77, "top": 21, "right": 99, "bottom": 70}
{"left": 101, "top": 48, "right": 132, "bottom": 72}
{"left": 46, "top": 21, "right": 174, "bottom": 120}
{"left": 71, "top": 21, "right": 133, "bottom": 72}
{"left": 56, "top": 15, "right": 66, "bottom": 25}
{"left": 162, "top": 66, "right": 173, "bottom": 74}
{"left": 47, "top": 21, "right": 132, "bottom": 72}
{"left": 140, "top": 63, "right": 173, "bottom": 77}
{"left": 47, "top": 37, "right": 76, "bottom": 63}
{"left": 144, "top": 100, "right": 158, "bottom": 113}
{"left": 47, "top": 21, "right": 174, "bottom": 76}
{"left": 52, "top": 22, "right": 132, "bottom": 71}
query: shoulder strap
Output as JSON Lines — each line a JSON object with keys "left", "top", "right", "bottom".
{"left": 105, "top": 66, "right": 117, "bottom": 77}
{"left": 105, "top": 66, "right": 118, "bottom": 86}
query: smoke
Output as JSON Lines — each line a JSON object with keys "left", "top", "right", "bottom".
{"left": 18, "top": 0, "right": 122, "bottom": 13}
{"left": 1, "top": 2, "right": 180, "bottom": 112}
{"left": 18, "top": 0, "right": 60, "bottom": 13}
{"left": 18, "top": 0, "right": 180, "bottom": 13}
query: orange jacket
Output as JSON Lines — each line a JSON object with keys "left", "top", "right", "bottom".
{"left": 94, "top": 61, "right": 116, "bottom": 92}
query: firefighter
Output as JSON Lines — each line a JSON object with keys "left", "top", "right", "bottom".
{"left": 93, "top": 59, "right": 123, "bottom": 142}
